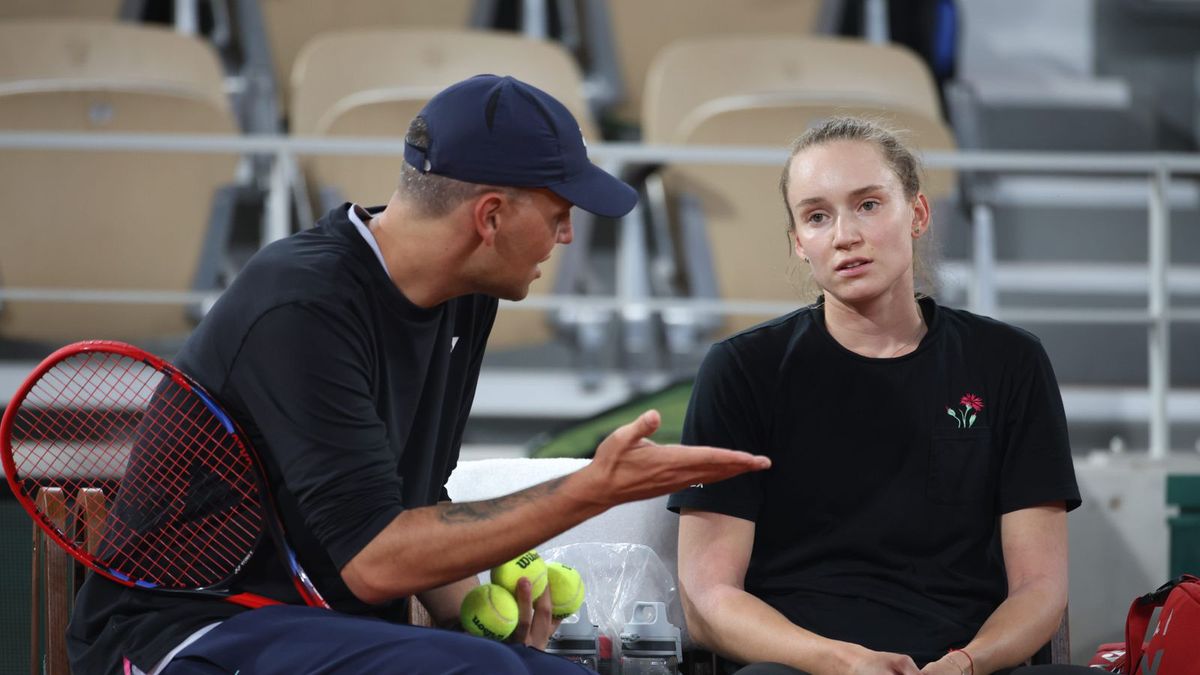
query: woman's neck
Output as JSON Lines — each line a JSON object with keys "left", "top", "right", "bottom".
{"left": 822, "top": 291, "right": 927, "bottom": 359}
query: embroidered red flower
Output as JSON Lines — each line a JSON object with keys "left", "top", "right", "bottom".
{"left": 948, "top": 393, "right": 984, "bottom": 428}
{"left": 960, "top": 393, "right": 984, "bottom": 411}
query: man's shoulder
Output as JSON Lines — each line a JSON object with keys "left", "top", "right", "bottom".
{"left": 232, "top": 220, "right": 377, "bottom": 312}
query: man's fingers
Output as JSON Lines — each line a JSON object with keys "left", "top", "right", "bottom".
{"left": 534, "top": 580, "right": 553, "bottom": 615}
{"left": 529, "top": 581, "right": 556, "bottom": 646}
{"left": 608, "top": 410, "right": 661, "bottom": 449}
{"left": 672, "top": 446, "right": 772, "bottom": 476}
{"left": 512, "top": 577, "right": 533, "bottom": 643}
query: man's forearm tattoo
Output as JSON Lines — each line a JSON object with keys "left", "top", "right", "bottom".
{"left": 438, "top": 476, "right": 566, "bottom": 523}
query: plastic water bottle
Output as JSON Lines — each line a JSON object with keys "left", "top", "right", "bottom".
{"left": 618, "top": 601, "right": 681, "bottom": 675}
{"left": 545, "top": 603, "right": 600, "bottom": 671}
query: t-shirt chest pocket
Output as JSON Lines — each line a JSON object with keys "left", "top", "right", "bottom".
{"left": 927, "top": 429, "right": 994, "bottom": 505}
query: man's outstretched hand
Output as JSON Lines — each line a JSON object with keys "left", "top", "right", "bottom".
{"left": 567, "top": 409, "right": 771, "bottom": 508}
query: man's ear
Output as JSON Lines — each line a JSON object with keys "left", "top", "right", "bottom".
{"left": 471, "top": 191, "right": 506, "bottom": 246}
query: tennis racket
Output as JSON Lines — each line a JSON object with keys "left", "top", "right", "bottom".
{"left": 1, "top": 340, "right": 328, "bottom": 610}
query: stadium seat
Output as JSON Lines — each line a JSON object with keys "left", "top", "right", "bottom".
{"left": 0, "top": 20, "right": 240, "bottom": 344}
{"left": 257, "top": 0, "right": 477, "bottom": 115}
{"left": 30, "top": 486, "right": 105, "bottom": 675}
{"left": 0, "top": 0, "right": 124, "bottom": 21}
{"left": 290, "top": 28, "right": 604, "bottom": 352}
{"left": 582, "top": 0, "right": 823, "bottom": 134}
{"left": 640, "top": 35, "right": 958, "bottom": 344}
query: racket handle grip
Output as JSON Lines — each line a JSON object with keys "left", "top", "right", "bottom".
{"left": 226, "top": 593, "right": 283, "bottom": 609}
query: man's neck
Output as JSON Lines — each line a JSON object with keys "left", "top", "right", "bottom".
{"left": 366, "top": 197, "right": 474, "bottom": 309}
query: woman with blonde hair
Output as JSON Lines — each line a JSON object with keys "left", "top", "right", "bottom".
{"left": 669, "top": 117, "right": 1091, "bottom": 675}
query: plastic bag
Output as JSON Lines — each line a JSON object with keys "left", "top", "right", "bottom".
{"left": 543, "top": 542, "right": 688, "bottom": 664}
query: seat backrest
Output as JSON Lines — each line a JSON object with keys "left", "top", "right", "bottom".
{"left": 0, "top": 20, "right": 239, "bottom": 343}
{"left": 30, "top": 488, "right": 70, "bottom": 675}
{"left": 0, "top": 20, "right": 228, "bottom": 106}
{"left": 259, "top": 0, "right": 475, "bottom": 113}
{"left": 1038, "top": 609, "right": 1071, "bottom": 665}
{"left": 642, "top": 35, "right": 957, "bottom": 337}
{"left": 290, "top": 28, "right": 598, "bottom": 349}
{"left": 644, "top": 35, "right": 945, "bottom": 144}
{"left": 601, "top": 0, "right": 822, "bottom": 129}
{"left": 0, "top": 0, "right": 123, "bottom": 21}
{"left": 30, "top": 486, "right": 107, "bottom": 675}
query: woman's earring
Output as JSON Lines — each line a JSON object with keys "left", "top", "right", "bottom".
{"left": 802, "top": 256, "right": 809, "bottom": 263}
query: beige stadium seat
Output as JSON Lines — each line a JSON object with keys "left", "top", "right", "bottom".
{"left": 259, "top": 0, "right": 476, "bottom": 113}
{"left": 291, "top": 28, "right": 600, "bottom": 350}
{"left": 0, "top": 20, "right": 240, "bottom": 343}
{"left": 0, "top": 0, "right": 123, "bottom": 21}
{"left": 642, "top": 35, "right": 958, "bottom": 339}
{"left": 598, "top": 0, "right": 822, "bottom": 131}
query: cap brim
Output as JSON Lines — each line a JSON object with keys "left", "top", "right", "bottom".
{"left": 548, "top": 162, "right": 638, "bottom": 219}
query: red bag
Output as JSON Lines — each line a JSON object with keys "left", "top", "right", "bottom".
{"left": 1090, "top": 575, "right": 1200, "bottom": 674}
{"left": 1087, "top": 642, "right": 1126, "bottom": 670}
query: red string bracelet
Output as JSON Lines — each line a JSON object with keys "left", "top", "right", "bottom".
{"left": 948, "top": 648, "right": 975, "bottom": 675}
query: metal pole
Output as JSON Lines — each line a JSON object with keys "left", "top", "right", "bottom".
{"left": 864, "top": 0, "right": 890, "bottom": 44}
{"left": 1148, "top": 166, "right": 1171, "bottom": 459}
{"left": 522, "top": 0, "right": 547, "bottom": 39}
{"left": 612, "top": 160, "right": 656, "bottom": 385}
{"left": 971, "top": 202, "right": 998, "bottom": 317}
{"left": 264, "top": 150, "right": 292, "bottom": 244}
{"left": 174, "top": 0, "right": 198, "bottom": 35}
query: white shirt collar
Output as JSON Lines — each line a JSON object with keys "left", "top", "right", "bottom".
{"left": 346, "top": 204, "right": 389, "bottom": 275}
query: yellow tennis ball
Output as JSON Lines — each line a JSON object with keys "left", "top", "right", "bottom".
{"left": 546, "top": 562, "right": 585, "bottom": 619}
{"left": 460, "top": 583, "right": 519, "bottom": 641}
{"left": 490, "top": 550, "right": 548, "bottom": 599}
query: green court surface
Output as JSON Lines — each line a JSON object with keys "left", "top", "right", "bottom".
{"left": 528, "top": 380, "right": 694, "bottom": 459}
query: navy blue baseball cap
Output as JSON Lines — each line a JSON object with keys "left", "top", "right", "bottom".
{"left": 403, "top": 74, "right": 637, "bottom": 218}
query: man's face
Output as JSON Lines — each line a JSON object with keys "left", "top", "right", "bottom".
{"left": 486, "top": 188, "right": 574, "bottom": 301}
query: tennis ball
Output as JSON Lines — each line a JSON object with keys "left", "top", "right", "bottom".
{"left": 460, "top": 583, "right": 519, "bottom": 641}
{"left": 491, "top": 550, "right": 548, "bottom": 599}
{"left": 546, "top": 562, "right": 585, "bottom": 619}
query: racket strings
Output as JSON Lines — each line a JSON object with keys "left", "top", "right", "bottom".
{"left": 11, "top": 351, "right": 266, "bottom": 589}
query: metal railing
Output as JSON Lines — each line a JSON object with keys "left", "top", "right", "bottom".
{"left": 1, "top": 131, "right": 1198, "bottom": 457}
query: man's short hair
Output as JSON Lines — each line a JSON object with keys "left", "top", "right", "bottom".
{"left": 399, "top": 116, "right": 517, "bottom": 218}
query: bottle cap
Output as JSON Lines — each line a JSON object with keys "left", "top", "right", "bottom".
{"left": 619, "top": 601, "right": 681, "bottom": 657}
{"left": 552, "top": 602, "right": 595, "bottom": 638}
{"left": 548, "top": 602, "right": 599, "bottom": 655}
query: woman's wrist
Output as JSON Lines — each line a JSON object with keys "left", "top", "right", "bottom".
{"left": 823, "top": 640, "right": 869, "bottom": 673}
{"left": 946, "top": 648, "right": 975, "bottom": 675}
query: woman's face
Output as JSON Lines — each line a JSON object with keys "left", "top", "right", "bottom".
{"left": 786, "top": 140, "right": 929, "bottom": 309}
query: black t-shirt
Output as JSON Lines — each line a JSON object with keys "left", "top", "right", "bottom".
{"left": 667, "top": 297, "right": 1080, "bottom": 667}
{"left": 67, "top": 205, "right": 496, "bottom": 674}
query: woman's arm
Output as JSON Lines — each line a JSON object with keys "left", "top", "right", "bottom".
{"left": 922, "top": 502, "right": 1069, "bottom": 675}
{"left": 679, "top": 509, "right": 921, "bottom": 675}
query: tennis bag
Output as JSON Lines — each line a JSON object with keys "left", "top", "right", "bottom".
{"left": 1088, "top": 574, "right": 1200, "bottom": 673}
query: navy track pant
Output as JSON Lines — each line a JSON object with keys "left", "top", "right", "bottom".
{"left": 159, "top": 605, "right": 592, "bottom": 675}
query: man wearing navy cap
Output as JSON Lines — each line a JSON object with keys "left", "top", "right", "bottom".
{"left": 67, "top": 75, "right": 770, "bottom": 674}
